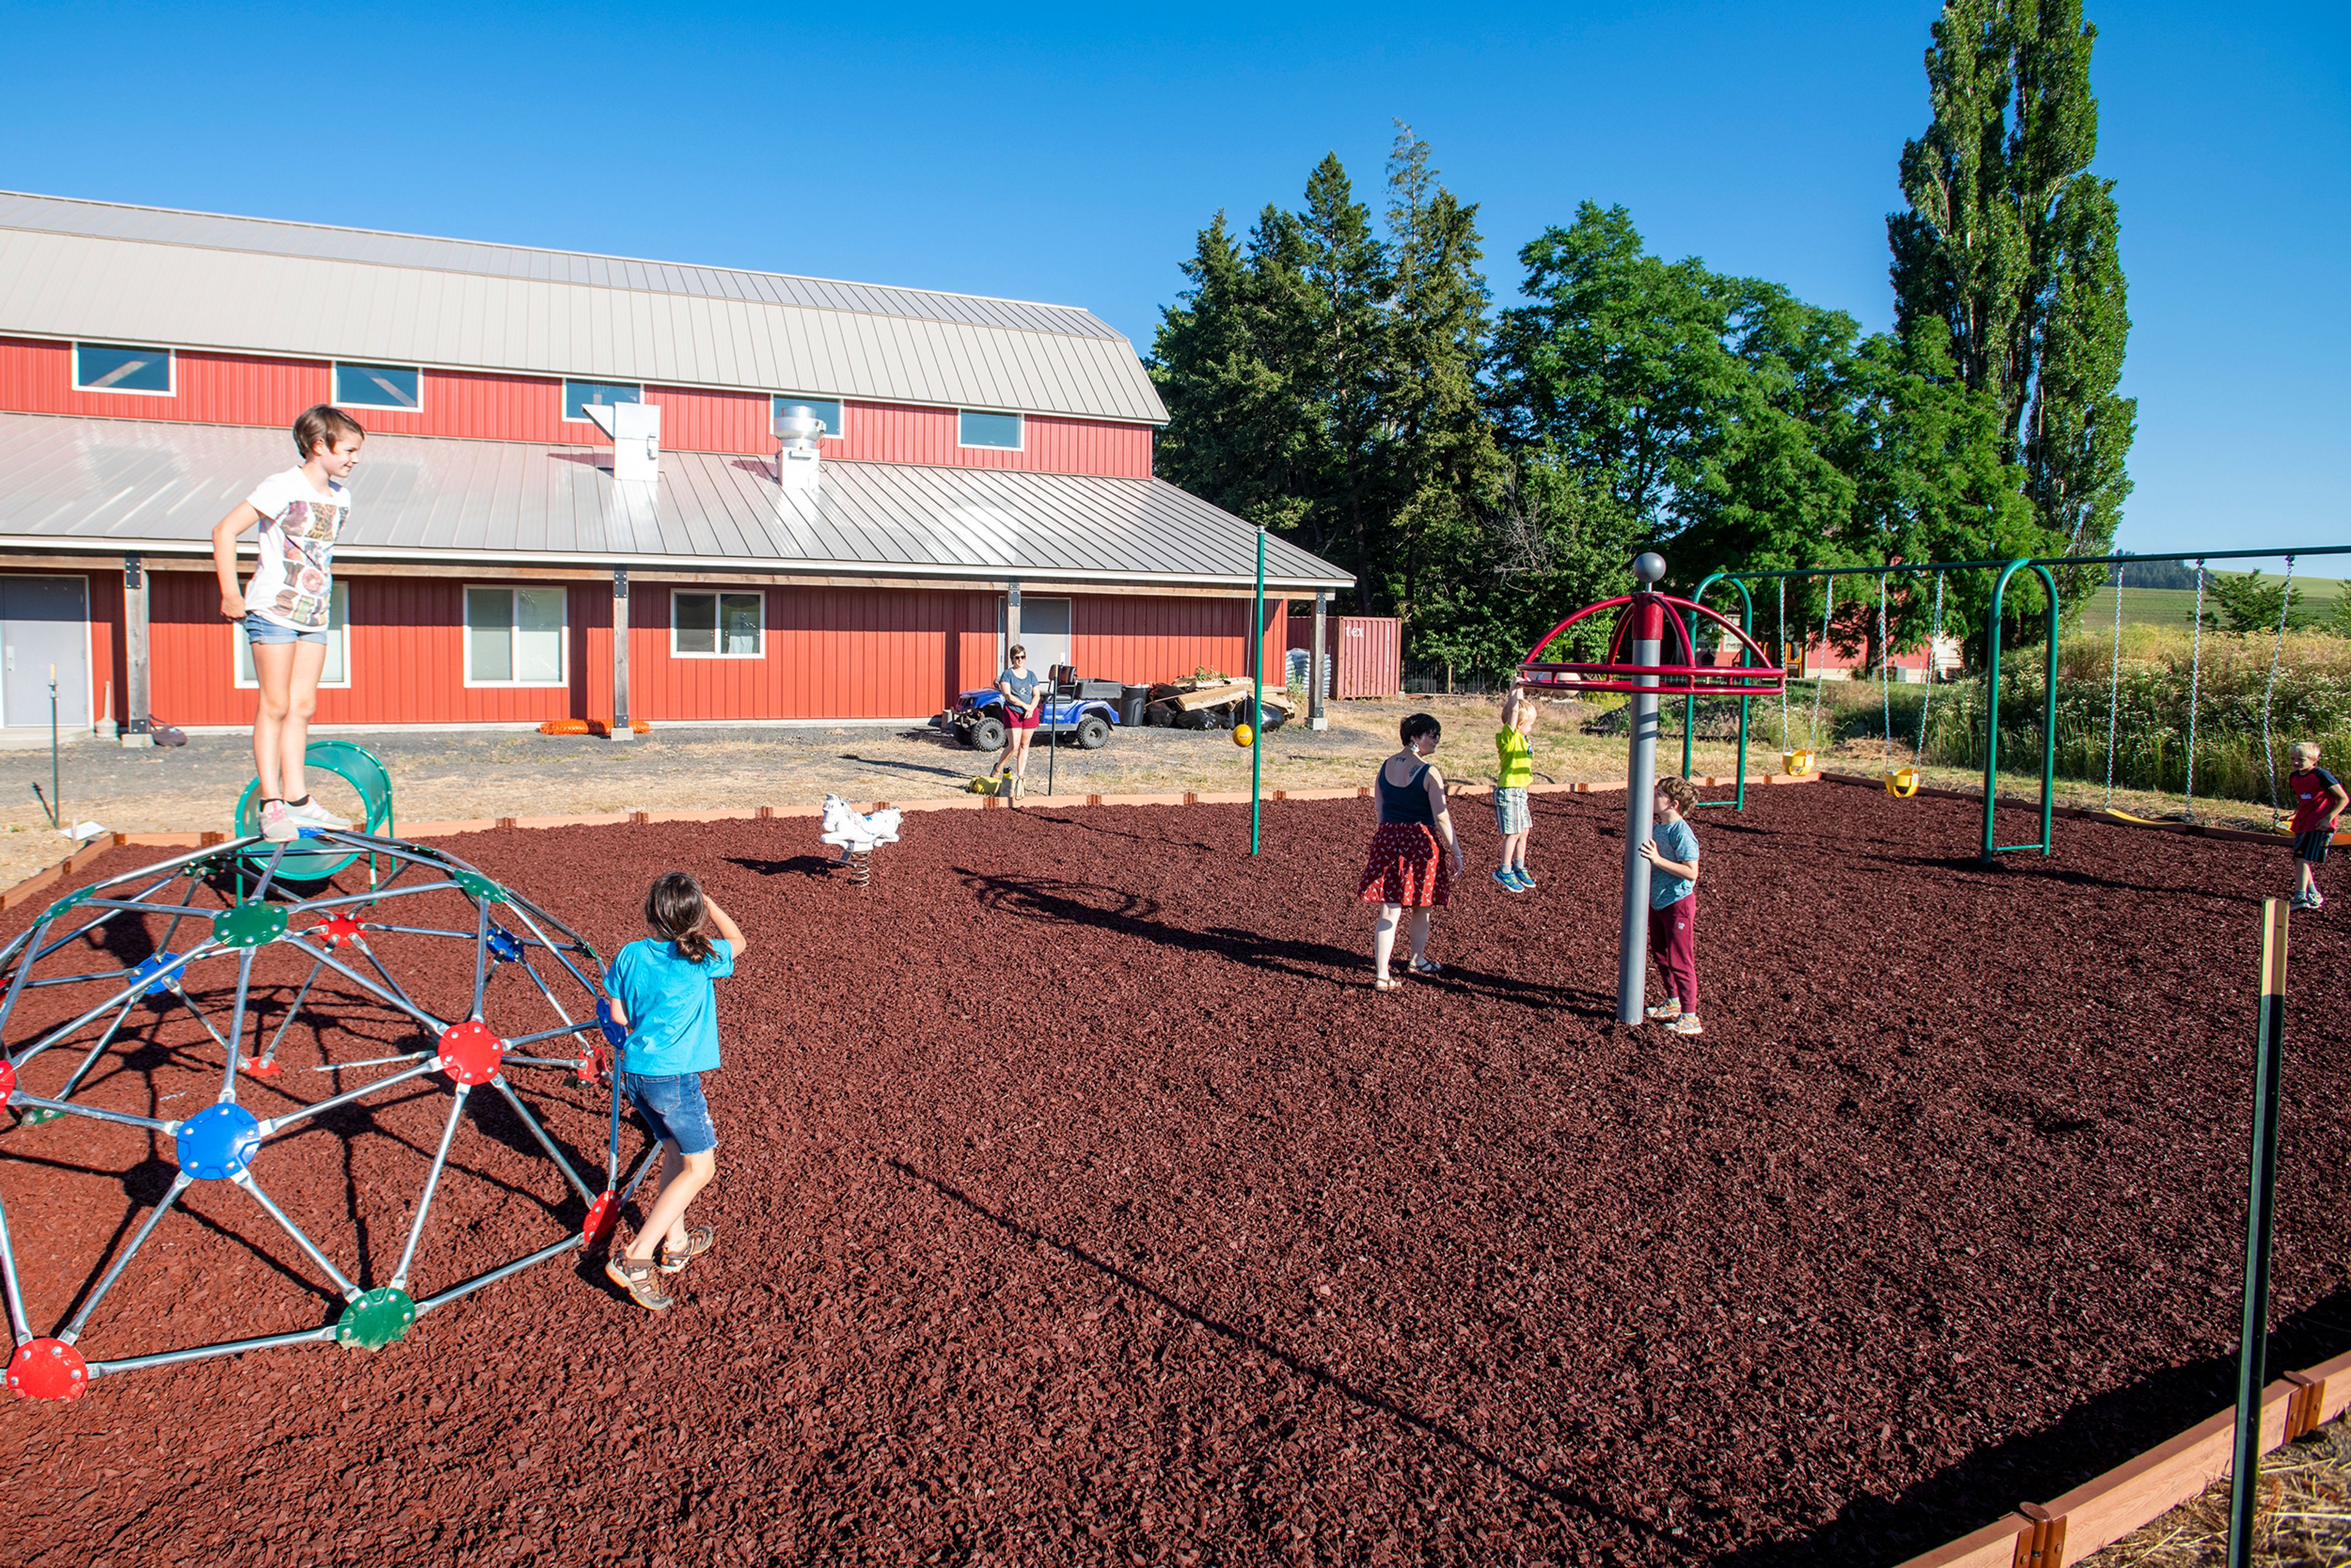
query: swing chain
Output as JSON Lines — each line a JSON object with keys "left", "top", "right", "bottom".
{"left": 2261, "top": 554, "right": 2296, "bottom": 826}
{"left": 1776, "top": 577, "right": 1790, "bottom": 751}
{"left": 1914, "top": 572, "right": 1944, "bottom": 767}
{"left": 1810, "top": 576, "right": 1835, "bottom": 750}
{"left": 2184, "top": 560, "right": 2207, "bottom": 821}
{"left": 2103, "top": 560, "right": 2124, "bottom": 806}
{"left": 1878, "top": 572, "right": 1892, "bottom": 767}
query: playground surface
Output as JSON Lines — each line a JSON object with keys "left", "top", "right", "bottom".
{"left": 0, "top": 784, "right": 2342, "bottom": 1564}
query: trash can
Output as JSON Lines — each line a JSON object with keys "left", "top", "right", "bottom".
{"left": 1120, "top": 684, "right": 1149, "bottom": 726}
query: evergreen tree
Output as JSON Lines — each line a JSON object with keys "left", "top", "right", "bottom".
{"left": 1379, "top": 124, "right": 1506, "bottom": 641}
{"left": 1294, "top": 154, "right": 1396, "bottom": 583}
{"left": 1889, "top": 0, "right": 2135, "bottom": 566}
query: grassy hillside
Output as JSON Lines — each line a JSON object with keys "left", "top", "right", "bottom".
{"left": 2075, "top": 575, "right": 2345, "bottom": 629}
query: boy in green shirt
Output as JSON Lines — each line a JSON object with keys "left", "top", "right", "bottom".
{"left": 1492, "top": 686, "right": 1537, "bottom": 891}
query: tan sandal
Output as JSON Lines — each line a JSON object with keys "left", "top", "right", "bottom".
{"left": 604, "top": 1252, "right": 673, "bottom": 1311}
{"left": 657, "top": 1225, "right": 716, "bottom": 1275}
{"left": 1373, "top": 975, "right": 1401, "bottom": 991}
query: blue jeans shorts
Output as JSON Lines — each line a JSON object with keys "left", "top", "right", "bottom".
{"left": 619, "top": 1070, "right": 718, "bottom": 1155}
{"left": 244, "top": 618, "right": 329, "bottom": 648}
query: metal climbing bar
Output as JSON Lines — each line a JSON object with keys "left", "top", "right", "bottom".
{"left": 233, "top": 1172, "right": 362, "bottom": 1300}
{"left": 260, "top": 1060, "right": 441, "bottom": 1135}
{"left": 489, "top": 1077, "right": 601, "bottom": 1207}
{"left": 391, "top": 1087, "right": 470, "bottom": 1292}
{"left": 88, "top": 1325, "right": 339, "bottom": 1378}
{"left": 414, "top": 1234, "right": 584, "bottom": 1317}
{"left": 61, "top": 1174, "right": 191, "bottom": 1343}
{"left": 0, "top": 1191, "right": 34, "bottom": 1344}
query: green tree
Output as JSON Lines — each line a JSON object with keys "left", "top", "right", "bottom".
{"left": 1889, "top": 0, "right": 2135, "bottom": 565}
{"left": 1378, "top": 123, "right": 1507, "bottom": 642}
{"left": 2201, "top": 570, "right": 2312, "bottom": 636}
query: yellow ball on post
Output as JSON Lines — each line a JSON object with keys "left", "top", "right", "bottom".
{"left": 1233, "top": 722, "right": 1254, "bottom": 748}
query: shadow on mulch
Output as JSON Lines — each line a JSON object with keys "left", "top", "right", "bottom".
{"left": 889, "top": 1155, "right": 1679, "bottom": 1553}
{"left": 1717, "top": 1286, "right": 2351, "bottom": 1567}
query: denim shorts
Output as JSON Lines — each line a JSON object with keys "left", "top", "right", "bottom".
{"left": 244, "top": 618, "right": 329, "bottom": 648}
{"left": 619, "top": 1070, "right": 718, "bottom": 1155}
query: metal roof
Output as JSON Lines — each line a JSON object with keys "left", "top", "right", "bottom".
{"left": 0, "top": 192, "right": 1168, "bottom": 424}
{"left": 0, "top": 414, "right": 1351, "bottom": 591}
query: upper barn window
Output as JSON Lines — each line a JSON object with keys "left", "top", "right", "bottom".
{"left": 958, "top": 410, "right": 1024, "bottom": 451}
{"left": 74, "top": 343, "right": 173, "bottom": 395}
{"left": 334, "top": 362, "right": 422, "bottom": 411}
{"left": 564, "top": 381, "right": 641, "bottom": 422}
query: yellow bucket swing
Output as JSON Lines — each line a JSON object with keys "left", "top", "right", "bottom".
{"left": 1877, "top": 571, "right": 1941, "bottom": 800}
{"left": 1776, "top": 579, "right": 1816, "bottom": 778}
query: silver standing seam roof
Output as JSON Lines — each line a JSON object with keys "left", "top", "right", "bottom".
{"left": 0, "top": 192, "right": 1169, "bottom": 424}
{"left": 0, "top": 414, "right": 1352, "bottom": 591}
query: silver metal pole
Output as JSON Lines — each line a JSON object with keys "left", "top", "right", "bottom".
{"left": 1616, "top": 552, "right": 1668, "bottom": 1026}
{"left": 1310, "top": 591, "right": 1329, "bottom": 730}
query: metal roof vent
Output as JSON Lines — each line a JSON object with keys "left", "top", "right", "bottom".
{"left": 580, "top": 400, "right": 661, "bottom": 484}
{"left": 774, "top": 405, "right": 823, "bottom": 493}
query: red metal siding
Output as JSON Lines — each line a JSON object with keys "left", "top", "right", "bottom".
{"left": 149, "top": 572, "right": 586, "bottom": 727}
{"left": 0, "top": 339, "right": 1155, "bottom": 470}
{"left": 833, "top": 402, "right": 1152, "bottom": 478}
{"left": 1070, "top": 595, "right": 1286, "bottom": 687}
{"left": 630, "top": 583, "right": 988, "bottom": 721}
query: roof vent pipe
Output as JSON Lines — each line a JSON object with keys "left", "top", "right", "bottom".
{"left": 774, "top": 405, "right": 823, "bottom": 493}
{"left": 580, "top": 400, "right": 662, "bottom": 485}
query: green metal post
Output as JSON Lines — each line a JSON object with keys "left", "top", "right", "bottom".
{"left": 2227, "top": 899, "right": 2292, "bottom": 1568}
{"left": 1250, "top": 527, "right": 1264, "bottom": 857}
{"left": 1685, "top": 572, "right": 1756, "bottom": 810}
{"left": 1979, "top": 559, "right": 2062, "bottom": 861}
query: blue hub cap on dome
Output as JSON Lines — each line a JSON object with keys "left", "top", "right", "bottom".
{"left": 175, "top": 1103, "right": 263, "bottom": 1180}
{"left": 485, "top": 925, "right": 522, "bottom": 964}
{"left": 127, "top": 955, "right": 180, "bottom": 999}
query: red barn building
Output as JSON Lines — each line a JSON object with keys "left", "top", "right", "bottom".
{"left": 0, "top": 192, "right": 1350, "bottom": 740}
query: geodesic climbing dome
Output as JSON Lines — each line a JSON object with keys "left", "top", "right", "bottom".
{"left": 0, "top": 830, "right": 652, "bottom": 1400}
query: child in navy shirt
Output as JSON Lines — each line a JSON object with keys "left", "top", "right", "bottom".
{"left": 2286, "top": 742, "right": 2348, "bottom": 911}
{"left": 601, "top": 872, "right": 748, "bottom": 1311}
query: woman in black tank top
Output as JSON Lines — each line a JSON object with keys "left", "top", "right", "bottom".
{"left": 1356, "top": 712, "right": 1461, "bottom": 989}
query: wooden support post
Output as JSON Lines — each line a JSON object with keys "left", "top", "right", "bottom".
{"left": 121, "top": 555, "right": 152, "bottom": 748}
{"left": 610, "top": 568, "right": 633, "bottom": 741}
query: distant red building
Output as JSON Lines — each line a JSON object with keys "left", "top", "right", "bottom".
{"left": 0, "top": 193, "right": 1349, "bottom": 738}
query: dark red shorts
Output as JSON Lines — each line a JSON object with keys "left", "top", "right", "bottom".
{"left": 1005, "top": 707, "right": 1040, "bottom": 731}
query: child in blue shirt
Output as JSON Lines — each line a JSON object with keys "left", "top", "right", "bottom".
{"left": 1639, "top": 776, "right": 1704, "bottom": 1036}
{"left": 601, "top": 872, "right": 748, "bottom": 1311}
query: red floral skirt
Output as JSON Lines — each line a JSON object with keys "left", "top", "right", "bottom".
{"left": 1358, "top": 822, "right": 1450, "bottom": 908}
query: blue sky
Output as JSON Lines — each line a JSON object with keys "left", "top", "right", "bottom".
{"left": 6, "top": 1, "right": 2344, "bottom": 570}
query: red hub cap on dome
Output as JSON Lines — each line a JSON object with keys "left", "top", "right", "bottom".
{"left": 313, "top": 914, "right": 367, "bottom": 950}
{"left": 7, "top": 1339, "right": 89, "bottom": 1401}
{"left": 0, "top": 1058, "right": 15, "bottom": 1111}
{"left": 582, "top": 1191, "right": 620, "bottom": 1250}
{"left": 437, "top": 1021, "right": 505, "bottom": 1086}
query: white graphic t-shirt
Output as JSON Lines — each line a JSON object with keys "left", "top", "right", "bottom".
{"left": 241, "top": 468, "right": 348, "bottom": 631}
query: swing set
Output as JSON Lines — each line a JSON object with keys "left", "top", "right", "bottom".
{"left": 1682, "top": 544, "right": 2349, "bottom": 861}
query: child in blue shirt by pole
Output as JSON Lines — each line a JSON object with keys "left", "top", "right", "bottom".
{"left": 601, "top": 872, "right": 748, "bottom": 1311}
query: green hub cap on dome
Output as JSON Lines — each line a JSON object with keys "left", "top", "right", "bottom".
{"left": 453, "top": 872, "right": 506, "bottom": 905}
{"left": 211, "top": 901, "right": 289, "bottom": 950}
{"left": 335, "top": 1287, "right": 416, "bottom": 1350}
{"left": 38, "top": 888, "right": 94, "bottom": 925}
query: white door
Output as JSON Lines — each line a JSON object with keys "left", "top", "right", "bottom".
{"left": 1, "top": 577, "right": 90, "bottom": 730}
{"left": 997, "top": 596, "right": 1071, "bottom": 678}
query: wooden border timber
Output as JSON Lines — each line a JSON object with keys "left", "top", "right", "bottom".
{"left": 1894, "top": 1350, "right": 2351, "bottom": 1568}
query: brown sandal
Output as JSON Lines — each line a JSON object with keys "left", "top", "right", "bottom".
{"left": 604, "top": 1252, "right": 673, "bottom": 1311}
{"left": 657, "top": 1225, "right": 716, "bottom": 1275}
{"left": 1373, "top": 975, "right": 1401, "bottom": 991}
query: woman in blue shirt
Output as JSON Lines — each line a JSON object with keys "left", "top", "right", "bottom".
{"left": 993, "top": 643, "right": 1047, "bottom": 797}
{"left": 601, "top": 872, "right": 748, "bottom": 1311}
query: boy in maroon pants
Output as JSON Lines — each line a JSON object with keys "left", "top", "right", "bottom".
{"left": 1640, "top": 776, "right": 1704, "bottom": 1035}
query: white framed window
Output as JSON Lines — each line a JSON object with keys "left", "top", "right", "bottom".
{"left": 465, "top": 585, "right": 568, "bottom": 685}
{"left": 234, "top": 583, "right": 351, "bottom": 689}
{"left": 771, "top": 396, "right": 846, "bottom": 440}
{"left": 958, "top": 409, "right": 1024, "bottom": 451}
{"left": 672, "top": 590, "right": 763, "bottom": 658}
{"left": 564, "top": 381, "right": 641, "bottom": 422}
{"left": 334, "top": 362, "right": 422, "bottom": 411}
{"left": 75, "top": 343, "right": 174, "bottom": 396}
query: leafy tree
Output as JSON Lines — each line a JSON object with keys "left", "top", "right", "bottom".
{"left": 1378, "top": 123, "right": 1507, "bottom": 639}
{"left": 1889, "top": 0, "right": 2135, "bottom": 564}
{"left": 2200, "top": 569, "right": 2312, "bottom": 636}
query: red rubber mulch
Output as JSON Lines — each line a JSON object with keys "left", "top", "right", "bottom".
{"left": 0, "top": 783, "right": 2344, "bottom": 1566}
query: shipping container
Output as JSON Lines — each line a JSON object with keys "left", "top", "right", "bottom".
{"left": 1287, "top": 615, "right": 1401, "bottom": 699}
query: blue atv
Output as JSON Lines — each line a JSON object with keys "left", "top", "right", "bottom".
{"left": 936, "top": 681, "right": 1122, "bottom": 751}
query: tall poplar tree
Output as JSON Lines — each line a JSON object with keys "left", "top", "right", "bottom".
{"left": 1889, "top": 0, "right": 2135, "bottom": 565}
